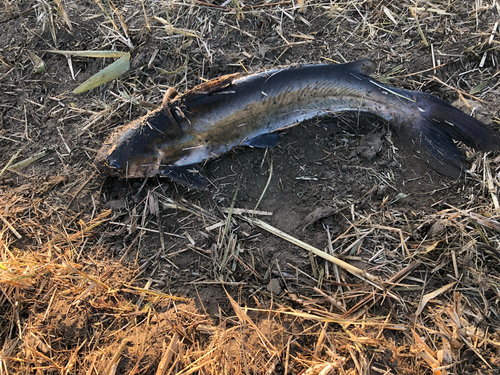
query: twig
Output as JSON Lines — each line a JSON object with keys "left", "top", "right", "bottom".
{"left": 254, "top": 155, "right": 273, "bottom": 213}
{"left": 0, "top": 214, "right": 22, "bottom": 239}
{"left": 62, "top": 172, "right": 96, "bottom": 220}
{"left": 237, "top": 215, "right": 385, "bottom": 290}
{"left": 432, "top": 76, "right": 486, "bottom": 103}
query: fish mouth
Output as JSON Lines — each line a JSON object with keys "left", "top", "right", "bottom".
{"left": 106, "top": 157, "right": 122, "bottom": 171}
{"left": 95, "top": 129, "right": 165, "bottom": 177}
{"left": 94, "top": 143, "right": 124, "bottom": 176}
{"left": 94, "top": 156, "right": 125, "bottom": 177}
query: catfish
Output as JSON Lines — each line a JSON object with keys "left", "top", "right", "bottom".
{"left": 95, "top": 60, "right": 499, "bottom": 187}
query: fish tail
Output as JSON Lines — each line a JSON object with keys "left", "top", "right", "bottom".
{"left": 400, "top": 92, "right": 499, "bottom": 178}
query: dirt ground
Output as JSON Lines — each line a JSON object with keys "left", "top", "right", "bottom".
{"left": 1, "top": 1, "right": 500, "bottom": 374}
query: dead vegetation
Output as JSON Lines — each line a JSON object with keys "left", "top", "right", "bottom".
{"left": 2, "top": 0, "right": 500, "bottom": 374}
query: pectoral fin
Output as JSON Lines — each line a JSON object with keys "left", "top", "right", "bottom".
{"left": 160, "top": 165, "right": 207, "bottom": 189}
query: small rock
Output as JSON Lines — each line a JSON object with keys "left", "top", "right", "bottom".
{"left": 267, "top": 278, "right": 282, "bottom": 295}
{"left": 238, "top": 223, "right": 252, "bottom": 237}
{"left": 427, "top": 220, "right": 446, "bottom": 239}
{"left": 376, "top": 185, "right": 386, "bottom": 196}
{"left": 356, "top": 133, "right": 382, "bottom": 160}
{"left": 105, "top": 199, "right": 127, "bottom": 210}
{"left": 377, "top": 160, "right": 387, "bottom": 166}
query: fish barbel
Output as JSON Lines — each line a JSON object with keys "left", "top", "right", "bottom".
{"left": 95, "top": 60, "right": 499, "bottom": 187}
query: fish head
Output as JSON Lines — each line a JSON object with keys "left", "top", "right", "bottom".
{"left": 95, "top": 107, "right": 180, "bottom": 178}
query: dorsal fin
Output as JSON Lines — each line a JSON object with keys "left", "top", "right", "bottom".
{"left": 187, "top": 73, "right": 242, "bottom": 95}
{"left": 343, "top": 59, "right": 376, "bottom": 76}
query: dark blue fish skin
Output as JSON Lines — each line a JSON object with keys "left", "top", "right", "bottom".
{"left": 95, "top": 60, "right": 499, "bottom": 186}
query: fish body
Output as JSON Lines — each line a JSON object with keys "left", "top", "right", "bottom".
{"left": 95, "top": 60, "right": 499, "bottom": 187}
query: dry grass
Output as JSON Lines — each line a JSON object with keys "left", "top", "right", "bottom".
{"left": 1, "top": 0, "right": 500, "bottom": 374}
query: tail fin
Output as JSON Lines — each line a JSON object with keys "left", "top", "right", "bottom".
{"left": 402, "top": 93, "right": 500, "bottom": 178}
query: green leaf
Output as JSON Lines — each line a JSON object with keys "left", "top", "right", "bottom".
{"left": 74, "top": 53, "right": 130, "bottom": 94}
{"left": 470, "top": 81, "right": 488, "bottom": 95}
